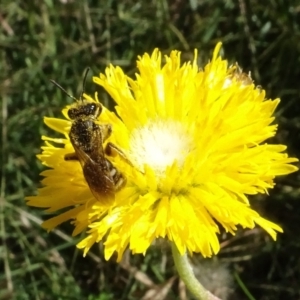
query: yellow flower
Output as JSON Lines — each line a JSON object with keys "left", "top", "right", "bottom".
{"left": 27, "top": 43, "right": 298, "bottom": 261}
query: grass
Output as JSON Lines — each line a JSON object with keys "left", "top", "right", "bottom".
{"left": 1, "top": 0, "right": 300, "bottom": 299}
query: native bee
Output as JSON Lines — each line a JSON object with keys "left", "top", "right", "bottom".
{"left": 50, "top": 69, "right": 128, "bottom": 205}
{"left": 230, "top": 63, "right": 253, "bottom": 85}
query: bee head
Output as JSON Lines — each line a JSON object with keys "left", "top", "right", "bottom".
{"left": 68, "top": 102, "right": 102, "bottom": 119}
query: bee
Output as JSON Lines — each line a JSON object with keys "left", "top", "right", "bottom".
{"left": 230, "top": 63, "right": 253, "bottom": 85}
{"left": 50, "top": 69, "right": 128, "bottom": 205}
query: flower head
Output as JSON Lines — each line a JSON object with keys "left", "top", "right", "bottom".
{"left": 27, "top": 43, "right": 298, "bottom": 261}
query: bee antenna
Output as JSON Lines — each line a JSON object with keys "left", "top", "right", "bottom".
{"left": 50, "top": 79, "right": 78, "bottom": 102}
{"left": 81, "top": 67, "right": 90, "bottom": 98}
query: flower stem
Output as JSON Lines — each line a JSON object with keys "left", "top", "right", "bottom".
{"left": 171, "top": 242, "right": 221, "bottom": 300}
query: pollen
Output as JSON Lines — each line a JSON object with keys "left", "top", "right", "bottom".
{"left": 128, "top": 119, "right": 193, "bottom": 177}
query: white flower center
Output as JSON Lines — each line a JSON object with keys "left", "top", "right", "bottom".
{"left": 128, "top": 119, "right": 193, "bottom": 177}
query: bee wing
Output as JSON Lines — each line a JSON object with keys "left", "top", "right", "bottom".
{"left": 71, "top": 143, "right": 93, "bottom": 167}
{"left": 73, "top": 140, "right": 116, "bottom": 206}
{"left": 82, "top": 157, "right": 116, "bottom": 205}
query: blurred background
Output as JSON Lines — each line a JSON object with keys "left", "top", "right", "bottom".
{"left": 1, "top": 1, "right": 300, "bottom": 299}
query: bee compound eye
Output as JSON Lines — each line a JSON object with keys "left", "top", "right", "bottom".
{"left": 88, "top": 102, "right": 102, "bottom": 118}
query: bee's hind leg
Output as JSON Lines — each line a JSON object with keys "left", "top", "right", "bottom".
{"left": 105, "top": 142, "right": 133, "bottom": 166}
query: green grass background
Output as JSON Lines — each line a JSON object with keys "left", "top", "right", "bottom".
{"left": 1, "top": 1, "right": 300, "bottom": 299}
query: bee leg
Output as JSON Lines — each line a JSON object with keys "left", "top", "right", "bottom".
{"left": 105, "top": 142, "right": 133, "bottom": 166}
{"left": 100, "top": 124, "right": 112, "bottom": 142}
{"left": 64, "top": 152, "right": 78, "bottom": 161}
{"left": 105, "top": 158, "right": 127, "bottom": 191}
{"left": 114, "top": 173, "right": 127, "bottom": 191}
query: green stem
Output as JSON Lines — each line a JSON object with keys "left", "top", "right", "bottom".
{"left": 171, "top": 242, "right": 221, "bottom": 300}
